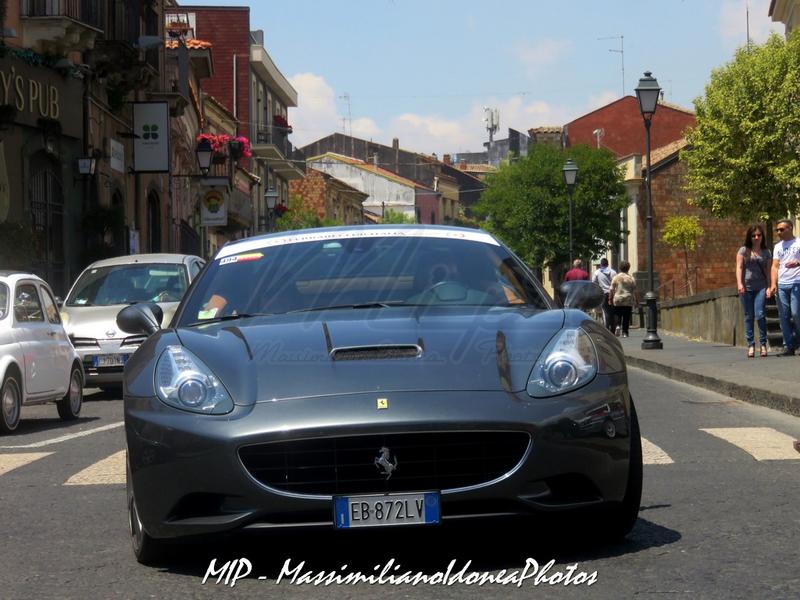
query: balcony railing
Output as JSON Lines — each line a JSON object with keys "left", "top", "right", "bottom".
{"left": 253, "top": 126, "right": 306, "bottom": 173}
{"left": 22, "top": 0, "right": 104, "bottom": 30}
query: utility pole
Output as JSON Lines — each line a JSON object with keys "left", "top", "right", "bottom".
{"left": 598, "top": 35, "right": 625, "bottom": 97}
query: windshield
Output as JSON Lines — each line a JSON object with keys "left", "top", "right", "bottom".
{"left": 66, "top": 263, "right": 188, "bottom": 307}
{"left": 0, "top": 283, "right": 7, "bottom": 319}
{"left": 178, "top": 231, "right": 548, "bottom": 325}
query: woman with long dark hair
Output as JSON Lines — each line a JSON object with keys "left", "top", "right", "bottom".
{"left": 736, "top": 224, "right": 771, "bottom": 357}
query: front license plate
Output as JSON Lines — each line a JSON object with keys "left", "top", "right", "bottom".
{"left": 92, "top": 354, "right": 128, "bottom": 368}
{"left": 333, "top": 492, "right": 440, "bottom": 529}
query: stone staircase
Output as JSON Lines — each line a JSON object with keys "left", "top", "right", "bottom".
{"left": 766, "top": 297, "right": 785, "bottom": 350}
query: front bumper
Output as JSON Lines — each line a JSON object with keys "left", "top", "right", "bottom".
{"left": 74, "top": 340, "right": 138, "bottom": 385}
{"left": 126, "top": 374, "right": 633, "bottom": 540}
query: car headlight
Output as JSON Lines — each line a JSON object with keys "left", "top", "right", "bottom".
{"left": 527, "top": 328, "right": 598, "bottom": 397}
{"left": 155, "top": 345, "right": 234, "bottom": 414}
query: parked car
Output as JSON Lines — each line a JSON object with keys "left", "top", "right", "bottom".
{"left": 117, "top": 226, "right": 641, "bottom": 564}
{"left": 0, "top": 272, "right": 84, "bottom": 433}
{"left": 60, "top": 254, "right": 205, "bottom": 389}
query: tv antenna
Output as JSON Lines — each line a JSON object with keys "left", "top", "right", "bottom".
{"left": 598, "top": 35, "right": 625, "bottom": 97}
{"left": 339, "top": 92, "right": 352, "bottom": 138}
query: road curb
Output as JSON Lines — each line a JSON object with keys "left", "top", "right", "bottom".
{"left": 624, "top": 354, "right": 800, "bottom": 418}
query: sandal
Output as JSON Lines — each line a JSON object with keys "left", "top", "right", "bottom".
{"left": 760, "top": 345, "right": 768, "bottom": 357}
{"left": 747, "top": 346, "right": 755, "bottom": 358}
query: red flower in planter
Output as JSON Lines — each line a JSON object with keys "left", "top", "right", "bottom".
{"left": 273, "top": 114, "right": 292, "bottom": 133}
{"left": 274, "top": 203, "right": 289, "bottom": 216}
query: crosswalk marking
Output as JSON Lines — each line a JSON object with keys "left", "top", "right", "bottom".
{"left": 641, "top": 438, "right": 674, "bottom": 464}
{"left": 700, "top": 427, "right": 800, "bottom": 461}
{"left": 1, "top": 427, "right": 798, "bottom": 485}
{"left": 0, "top": 422, "right": 124, "bottom": 450}
{"left": 64, "top": 450, "right": 126, "bottom": 486}
{"left": 0, "top": 452, "right": 53, "bottom": 476}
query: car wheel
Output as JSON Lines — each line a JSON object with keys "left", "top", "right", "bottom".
{"left": 128, "top": 463, "right": 166, "bottom": 564}
{"left": 1, "top": 372, "right": 22, "bottom": 434}
{"left": 57, "top": 367, "right": 83, "bottom": 421}
{"left": 600, "top": 399, "right": 643, "bottom": 540}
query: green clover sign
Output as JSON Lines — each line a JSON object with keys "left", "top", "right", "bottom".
{"left": 143, "top": 124, "right": 159, "bottom": 140}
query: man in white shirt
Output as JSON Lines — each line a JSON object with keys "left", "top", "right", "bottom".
{"left": 768, "top": 219, "right": 800, "bottom": 356}
{"left": 592, "top": 257, "right": 617, "bottom": 332}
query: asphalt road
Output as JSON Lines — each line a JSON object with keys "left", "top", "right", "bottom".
{"left": 1, "top": 369, "right": 798, "bottom": 599}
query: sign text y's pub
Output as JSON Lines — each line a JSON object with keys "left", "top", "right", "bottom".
{"left": 0, "top": 52, "right": 83, "bottom": 295}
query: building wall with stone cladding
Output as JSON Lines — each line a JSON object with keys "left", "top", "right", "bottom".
{"left": 637, "top": 156, "right": 746, "bottom": 298}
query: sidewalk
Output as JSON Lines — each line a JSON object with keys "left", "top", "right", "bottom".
{"left": 618, "top": 328, "right": 800, "bottom": 418}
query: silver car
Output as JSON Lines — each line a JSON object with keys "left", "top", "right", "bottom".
{"left": 61, "top": 254, "right": 205, "bottom": 389}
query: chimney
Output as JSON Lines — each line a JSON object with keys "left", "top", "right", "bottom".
{"left": 393, "top": 137, "right": 399, "bottom": 174}
{"left": 459, "top": 160, "right": 467, "bottom": 171}
{"left": 443, "top": 154, "right": 451, "bottom": 165}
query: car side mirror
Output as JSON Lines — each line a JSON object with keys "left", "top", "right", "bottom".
{"left": 559, "top": 280, "right": 604, "bottom": 311}
{"left": 117, "top": 303, "right": 163, "bottom": 336}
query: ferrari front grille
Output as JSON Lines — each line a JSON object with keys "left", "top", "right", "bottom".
{"left": 239, "top": 431, "right": 531, "bottom": 496}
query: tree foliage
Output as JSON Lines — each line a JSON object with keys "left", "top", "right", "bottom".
{"left": 474, "top": 143, "right": 628, "bottom": 269}
{"left": 683, "top": 32, "right": 800, "bottom": 222}
{"left": 661, "top": 215, "right": 704, "bottom": 296}
{"left": 381, "top": 208, "right": 416, "bottom": 224}
{"left": 274, "top": 195, "right": 343, "bottom": 231}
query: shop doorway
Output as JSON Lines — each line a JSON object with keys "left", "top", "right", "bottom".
{"left": 29, "top": 151, "right": 65, "bottom": 294}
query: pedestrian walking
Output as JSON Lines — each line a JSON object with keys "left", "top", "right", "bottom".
{"left": 736, "top": 224, "right": 771, "bottom": 358}
{"left": 592, "top": 257, "right": 617, "bottom": 332}
{"left": 768, "top": 219, "right": 800, "bottom": 356}
{"left": 610, "top": 261, "right": 638, "bottom": 337}
{"left": 564, "top": 259, "right": 589, "bottom": 282}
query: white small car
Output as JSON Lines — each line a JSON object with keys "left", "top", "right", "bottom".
{"left": 0, "top": 272, "right": 83, "bottom": 433}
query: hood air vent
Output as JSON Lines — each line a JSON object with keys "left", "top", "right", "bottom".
{"left": 330, "top": 344, "right": 422, "bottom": 361}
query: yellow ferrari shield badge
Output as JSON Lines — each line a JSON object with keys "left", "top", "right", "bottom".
{"left": 376, "top": 398, "right": 389, "bottom": 410}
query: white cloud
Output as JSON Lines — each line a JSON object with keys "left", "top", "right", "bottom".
{"left": 288, "top": 72, "right": 381, "bottom": 147}
{"left": 288, "top": 73, "right": 622, "bottom": 158}
{"left": 720, "top": 0, "right": 781, "bottom": 44}
{"left": 515, "top": 38, "right": 572, "bottom": 77}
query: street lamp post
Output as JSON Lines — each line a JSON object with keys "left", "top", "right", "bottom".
{"left": 635, "top": 71, "right": 663, "bottom": 350}
{"left": 562, "top": 158, "right": 578, "bottom": 265}
{"left": 264, "top": 184, "right": 279, "bottom": 232}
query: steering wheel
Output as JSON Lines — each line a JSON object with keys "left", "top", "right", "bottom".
{"left": 417, "top": 280, "right": 469, "bottom": 302}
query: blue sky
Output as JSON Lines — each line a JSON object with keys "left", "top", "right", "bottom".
{"left": 183, "top": 0, "right": 782, "bottom": 155}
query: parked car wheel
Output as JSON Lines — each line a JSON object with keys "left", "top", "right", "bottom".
{"left": 1, "top": 371, "right": 23, "bottom": 434}
{"left": 57, "top": 366, "right": 83, "bottom": 421}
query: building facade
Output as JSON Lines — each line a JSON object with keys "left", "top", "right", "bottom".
{"left": 165, "top": 6, "right": 305, "bottom": 238}
{"left": 288, "top": 168, "right": 367, "bottom": 225}
{"left": 307, "top": 152, "right": 440, "bottom": 223}
{"left": 769, "top": 0, "right": 800, "bottom": 34}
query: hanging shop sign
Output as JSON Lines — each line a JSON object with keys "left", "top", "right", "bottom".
{"left": 133, "top": 102, "right": 170, "bottom": 172}
{"left": 110, "top": 138, "right": 125, "bottom": 173}
{"left": 200, "top": 189, "right": 228, "bottom": 226}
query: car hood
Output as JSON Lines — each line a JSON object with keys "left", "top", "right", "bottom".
{"left": 61, "top": 303, "right": 179, "bottom": 339}
{"left": 176, "top": 307, "right": 565, "bottom": 401}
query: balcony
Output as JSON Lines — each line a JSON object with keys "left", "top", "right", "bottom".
{"left": 251, "top": 126, "right": 306, "bottom": 180}
{"left": 21, "top": 0, "right": 104, "bottom": 54}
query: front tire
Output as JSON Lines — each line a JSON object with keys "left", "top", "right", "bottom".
{"left": 57, "top": 367, "right": 83, "bottom": 421}
{"left": 1, "top": 372, "right": 22, "bottom": 433}
{"left": 128, "top": 461, "right": 167, "bottom": 565}
{"left": 601, "top": 399, "right": 643, "bottom": 540}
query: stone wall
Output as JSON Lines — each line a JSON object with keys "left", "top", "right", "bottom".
{"left": 659, "top": 287, "right": 747, "bottom": 347}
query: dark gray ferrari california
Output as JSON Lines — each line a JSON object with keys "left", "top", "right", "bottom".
{"left": 117, "top": 225, "right": 642, "bottom": 564}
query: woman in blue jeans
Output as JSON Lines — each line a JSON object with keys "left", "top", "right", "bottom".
{"left": 736, "top": 225, "right": 771, "bottom": 357}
